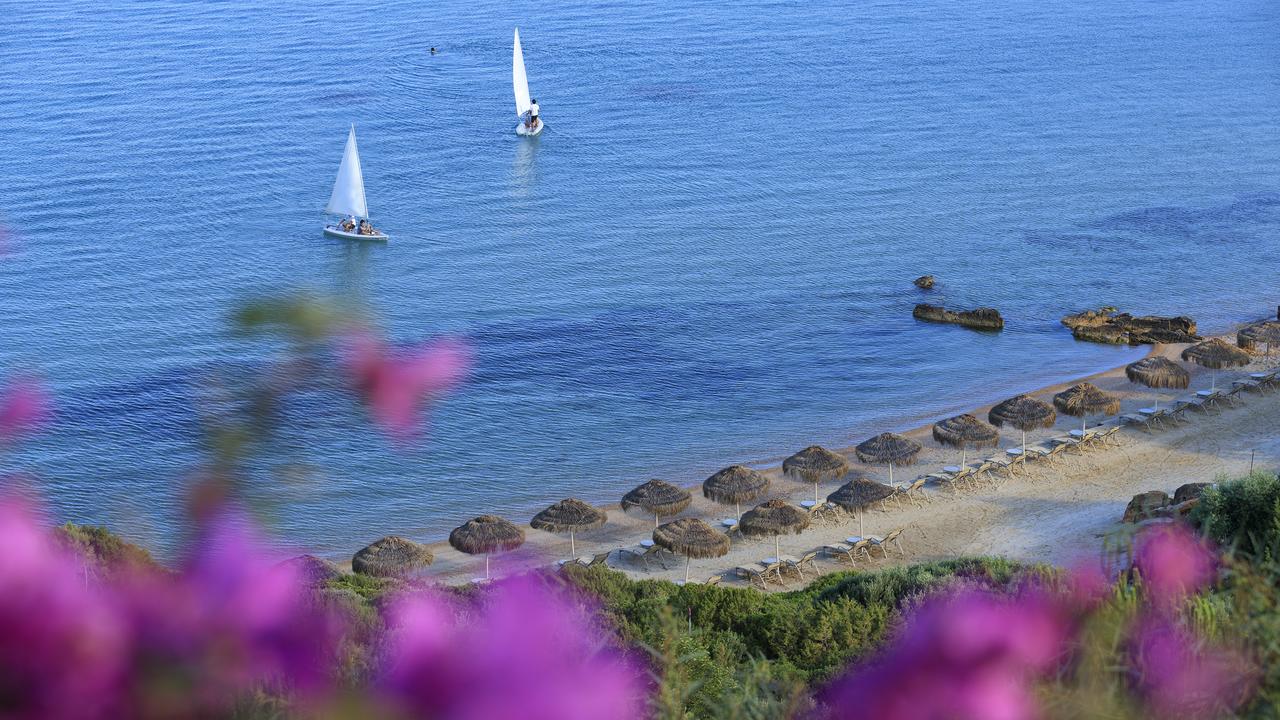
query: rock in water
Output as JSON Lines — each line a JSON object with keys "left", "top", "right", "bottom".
{"left": 913, "top": 275, "right": 935, "bottom": 290}
{"left": 1062, "top": 308, "right": 1199, "bottom": 345}
{"left": 1122, "top": 491, "right": 1171, "bottom": 522}
{"left": 913, "top": 304, "right": 1003, "bottom": 331}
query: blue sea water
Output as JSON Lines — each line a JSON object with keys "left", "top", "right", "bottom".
{"left": 1, "top": 0, "right": 1277, "bottom": 557}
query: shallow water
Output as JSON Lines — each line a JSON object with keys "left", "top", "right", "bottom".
{"left": 1, "top": 0, "right": 1277, "bottom": 557}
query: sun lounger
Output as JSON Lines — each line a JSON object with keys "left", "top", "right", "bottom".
{"left": 785, "top": 551, "right": 820, "bottom": 579}
{"left": 824, "top": 543, "right": 858, "bottom": 563}
{"left": 868, "top": 528, "right": 905, "bottom": 558}
{"left": 735, "top": 565, "right": 768, "bottom": 590}
{"left": 759, "top": 558, "right": 788, "bottom": 584}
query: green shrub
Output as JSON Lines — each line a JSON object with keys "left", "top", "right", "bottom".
{"left": 1192, "top": 471, "right": 1280, "bottom": 561}
{"left": 54, "top": 522, "right": 160, "bottom": 577}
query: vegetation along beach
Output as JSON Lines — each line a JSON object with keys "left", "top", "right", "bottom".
{"left": 2, "top": 0, "right": 1279, "bottom": 717}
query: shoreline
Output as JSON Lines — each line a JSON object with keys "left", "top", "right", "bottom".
{"left": 355, "top": 313, "right": 1273, "bottom": 583}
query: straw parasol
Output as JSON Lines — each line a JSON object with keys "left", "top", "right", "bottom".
{"left": 738, "top": 499, "right": 811, "bottom": 569}
{"left": 449, "top": 515, "right": 525, "bottom": 580}
{"left": 1182, "top": 338, "right": 1251, "bottom": 392}
{"left": 782, "top": 445, "right": 851, "bottom": 504}
{"left": 931, "top": 414, "right": 999, "bottom": 467}
{"left": 988, "top": 395, "right": 1057, "bottom": 457}
{"left": 531, "top": 498, "right": 607, "bottom": 559}
{"left": 1239, "top": 322, "right": 1280, "bottom": 355}
{"left": 702, "top": 465, "right": 770, "bottom": 520}
{"left": 827, "top": 478, "right": 896, "bottom": 537}
{"left": 855, "top": 432, "right": 922, "bottom": 485}
{"left": 1125, "top": 356, "right": 1189, "bottom": 411}
{"left": 351, "top": 536, "right": 434, "bottom": 578}
{"left": 1053, "top": 383, "right": 1121, "bottom": 435}
{"left": 622, "top": 479, "right": 692, "bottom": 527}
{"left": 653, "top": 518, "right": 730, "bottom": 583}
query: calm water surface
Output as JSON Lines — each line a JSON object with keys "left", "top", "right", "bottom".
{"left": 1, "top": 0, "right": 1277, "bottom": 556}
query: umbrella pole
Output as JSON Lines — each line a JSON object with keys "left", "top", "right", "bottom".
{"left": 655, "top": 512, "right": 660, "bottom": 528}
{"left": 1022, "top": 429, "right": 1027, "bottom": 458}
{"left": 485, "top": 555, "right": 491, "bottom": 580}
{"left": 570, "top": 530, "right": 576, "bottom": 558}
{"left": 859, "top": 508, "right": 864, "bottom": 537}
{"left": 685, "top": 555, "right": 691, "bottom": 583}
{"left": 775, "top": 536, "right": 781, "bottom": 561}
{"left": 736, "top": 502, "right": 741, "bottom": 521}
{"left": 1082, "top": 416, "right": 1087, "bottom": 436}
{"left": 1211, "top": 370, "right": 1217, "bottom": 392}
{"left": 961, "top": 447, "right": 967, "bottom": 467}
{"left": 889, "top": 463, "right": 894, "bottom": 485}
{"left": 814, "top": 482, "right": 819, "bottom": 505}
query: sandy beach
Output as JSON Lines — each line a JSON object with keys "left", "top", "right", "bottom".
{"left": 406, "top": 328, "right": 1279, "bottom": 588}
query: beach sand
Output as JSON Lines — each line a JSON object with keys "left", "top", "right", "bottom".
{"left": 405, "top": 333, "right": 1279, "bottom": 588}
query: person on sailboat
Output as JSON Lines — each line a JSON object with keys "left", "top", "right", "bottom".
{"left": 528, "top": 98, "right": 540, "bottom": 129}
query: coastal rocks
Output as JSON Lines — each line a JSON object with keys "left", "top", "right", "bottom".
{"left": 913, "top": 275, "right": 935, "bottom": 290}
{"left": 1173, "top": 482, "right": 1211, "bottom": 505}
{"left": 1061, "top": 308, "right": 1200, "bottom": 345}
{"left": 353, "top": 535, "right": 434, "bottom": 577}
{"left": 1123, "top": 491, "right": 1171, "bottom": 523}
{"left": 913, "top": 304, "right": 1003, "bottom": 331}
{"left": 281, "top": 554, "right": 343, "bottom": 588}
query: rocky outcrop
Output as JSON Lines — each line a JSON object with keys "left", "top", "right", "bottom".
{"left": 1062, "top": 309, "right": 1200, "bottom": 345}
{"left": 1123, "top": 491, "right": 1171, "bottom": 523}
{"left": 1173, "top": 482, "right": 1212, "bottom": 505}
{"left": 913, "top": 275, "right": 935, "bottom": 290}
{"left": 913, "top": 304, "right": 1003, "bottom": 331}
{"left": 281, "top": 554, "right": 343, "bottom": 587}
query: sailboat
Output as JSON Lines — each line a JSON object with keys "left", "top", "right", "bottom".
{"left": 513, "top": 28, "right": 543, "bottom": 136}
{"left": 322, "top": 125, "right": 388, "bottom": 241}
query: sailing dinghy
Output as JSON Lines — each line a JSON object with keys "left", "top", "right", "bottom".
{"left": 323, "top": 125, "right": 388, "bottom": 241}
{"left": 513, "top": 29, "right": 543, "bottom": 136}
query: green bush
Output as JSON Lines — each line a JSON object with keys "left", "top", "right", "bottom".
{"left": 1192, "top": 471, "right": 1280, "bottom": 561}
{"left": 54, "top": 522, "right": 160, "bottom": 577}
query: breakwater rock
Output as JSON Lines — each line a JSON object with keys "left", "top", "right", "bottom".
{"left": 913, "top": 304, "right": 1004, "bottom": 331}
{"left": 913, "top": 275, "right": 935, "bottom": 290}
{"left": 1061, "top": 308, "right": 1199, "bottom": 345}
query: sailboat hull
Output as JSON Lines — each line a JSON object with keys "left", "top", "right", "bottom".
{"left": 323, "top": 225, "right": 388, "bottom": 241}
{"left": 515, "top": 119, "right": 544, "bottom": 136}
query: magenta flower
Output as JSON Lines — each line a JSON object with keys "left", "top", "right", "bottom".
{"left": 1132, "top": 524, "right": 1215, "bottom": 603}
{"left": 380, "top": 576, "right": 648, "bottom": 720}
{"left": 1130, "top": 618, "right": 1251, "bottom": 719}
{"left": 341, "top": 330, "right": 470, "bottom": 441}
{"left": 0, "top": 497, "right": 128, "bottom": 719}
{"left": 111, "top": 510, "right": 342, "bottom": 713}
{"left": 817, "top": 589, "right": 1068, "bottom": 720}
{"left": 0, "top": 375, "right": 49, "bottom": 442}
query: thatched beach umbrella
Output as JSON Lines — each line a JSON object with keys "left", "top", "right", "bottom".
{"left": 827, "top": 478, "right": 896, "bottom": 537}
{"left": 932, "top": 414, "right": 999, "bottom": 467}
{"left": 738, "top": 499, "right": 811, "bottom": 567}
{"left": 352, "top": 536, "right": 434, "bottom": 578}
{"left": 855, "top": 432, "right": 922, "bottom": 485}
{"left": 1125, "top": 356, "right": 1189, "bottom": 411}
{"left": 782, "top": 445, "right": 851, "bottom": 504}
{"left": 1239, "top": 322, "right": 1280, "bottom": 355}
{"left": 531, "top": 498, "right": 607, "bottom": 559}
{"left": 653, "top": 518, "right": 730, "bottom": 583}
{"left": 703, "top": 465, "right": 770, "bottom": 520}
{"left": 622, "top": 479, "right": 692, "bottom": 527}
{"left": 449, "top": 515, "right": 525, "bottom": 580}
{"left": 1182, "top": 338, "right": 1251, "bottom": 391}
{"left": 1053, "top": 383, "right": 1121, "bottom": 435}
{"left": 988, "top": 395, "right": 1057, "bottom": 457}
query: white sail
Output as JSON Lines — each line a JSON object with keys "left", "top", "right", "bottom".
{"left": 513, "top": 28, "right": 532, "bottom": 117}
{"left": 325, "top": 125, "right": 369, "bottom": 219}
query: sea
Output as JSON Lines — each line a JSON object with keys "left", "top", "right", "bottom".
{"left": 1, "top": 0, "right": 1277, "bottom": 558}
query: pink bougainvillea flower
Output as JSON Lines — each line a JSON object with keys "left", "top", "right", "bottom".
{"left": 1132, "top": 524, "right": 1216, "bottom": 603}
{"left": 341, "top": 330, "right": 470, "bottom": 441}
{"left": 817, "top": 589, "right": 1068, "bottom": 720}
{"left": 1130, "top": 617, "right": 1251, "bottom": 719}
{"left": 0, "top": 497, "right": 128, "bottom": 720}
{"left": 0, "top": 376, "right": 49, "bottom": 442}
{"left": 380, "top": 576, "right": 648, "bottom": 720}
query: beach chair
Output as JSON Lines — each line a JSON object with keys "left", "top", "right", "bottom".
{"left": 735, "top": 564, "right": 768, "bottom": 590}
{"left": 786, "top": 550, "right": 820, "bottom": 579}
{"left": 868, "top": 528, "right": 906, "bottom": 558}
{"left": 703, "top": 573, "right": 723, "bottom": 587}
{"left": 760, "top": 558, "right": 789, "bottom": 585}
{"left": 809, "top": 501, "right": 841, "bottom": 524}
{"left": 1176, "top": 396, "right": 1208, "bottom": 415}
{"left": 576, "top": 551, "right": 612, "bottom": 567}
{"left": 903, "top": 477, "right": 930, "bottom": 506}
{"left": 1097, "top": 426, "right": 1121, "bottom": 446}
{"left": 824, "top": 543, "right": 859, "bottom": 564}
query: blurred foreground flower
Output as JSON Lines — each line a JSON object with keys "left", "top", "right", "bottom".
{"left": 0, "top": 375, "right": 48, "bottom": 443}
{"left": 1132, "top": 523, "right": 1216, "bottom": 604}
{"left": 1129, "top": 617, "right": 1252, "bottom": 719}
{"left": 380, "top": 576, "right": 648, "bottom": 720}
{"left": 817, "top": 588, "right": 1069, "bottom": 720}
{"left": 342, "top": 330, "right": 470, "bottom": 442}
